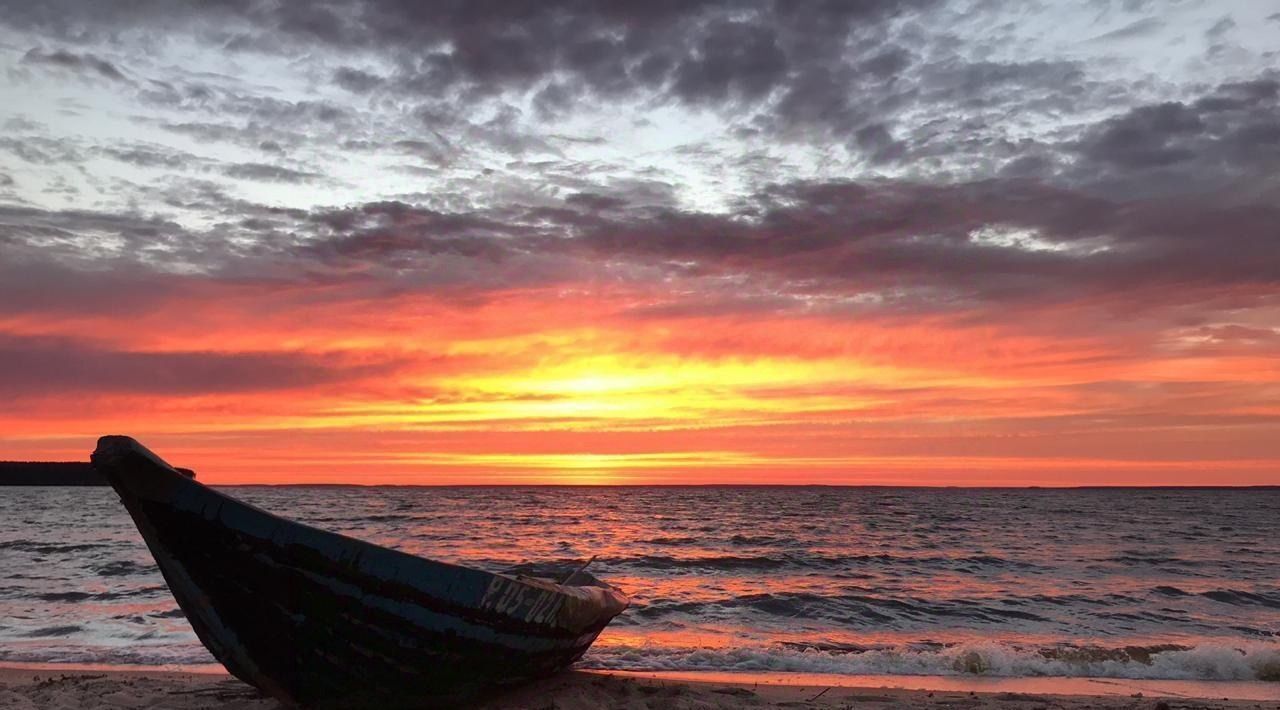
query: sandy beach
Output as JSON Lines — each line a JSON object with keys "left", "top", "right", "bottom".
{"left": 1, "top": 667, "right": 1275, "bottom": 709}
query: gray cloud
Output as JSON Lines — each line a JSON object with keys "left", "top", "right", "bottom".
{"left": 20, "top": 47, "right": 129, "bottom": 83}
{"left": 1, "top": 0, "right": 1275, "bottom": 328}
{"left": 221, "top": 162, "right": 322, "bottom": 183}
{"left": 1088, "top": 16, "right": 1164, "bottom": 42}
{"left": 3, "top": 1, "right": 935, "bottom": 133}
{"left": 0, "top": 136, "right": 83, "bottom": 165}
{"left": 100, "top": 145, "right": 200, "bottom": 170}
{"left": 5, "top": 0, "right": 1241, "bottom": 193}
{"left": 6, "top": 165, "right": 1277, "bottom": 321}
{"left": 1205, "top": 16, "right": 1235, "bottom": 41}
{"left": 1069, "top": 73, "right": 1280, "bottom": 198}
{"left": 0, "top": 204, "right": 205, "bottom": 265}
{"left": 0, "top": 333, "right": 393, "bottom": 397}
{"left": 333, "top": 66, "right": 384, "bottom": 93}
{"left": 669, "top": 18, "right": 788, "bottom": 105}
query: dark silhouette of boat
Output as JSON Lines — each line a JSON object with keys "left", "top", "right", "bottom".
{"left": 91, "top": 435, "right": 628, "bottom": 709}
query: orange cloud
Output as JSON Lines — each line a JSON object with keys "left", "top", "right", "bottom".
{"left": 1, "top": 280, "right": 1277, "bottom": 485}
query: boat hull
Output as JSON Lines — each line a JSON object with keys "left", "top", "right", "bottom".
{"left": 91, "top": 436, "right": 627, "bottom": 709}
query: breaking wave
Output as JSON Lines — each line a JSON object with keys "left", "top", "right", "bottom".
{"left": 585, "top": 642, "right": 1280, "bottom": 682}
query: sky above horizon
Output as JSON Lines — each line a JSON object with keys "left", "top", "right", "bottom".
{"left": 1, "top": 0, "right": 1278, "bottom": 484}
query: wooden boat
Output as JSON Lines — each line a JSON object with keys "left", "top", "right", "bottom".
{"left": 91, "top": 435, "right": 628, "bottom": 709}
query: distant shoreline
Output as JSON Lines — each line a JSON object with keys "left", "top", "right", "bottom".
{"left": 197, "top": 483, "right": 1280, "bottom": 489}
{"left": 0, "top": 462, "right": 103, "bottom": 486}
{"left": 1, "top": 460, "right": 1275, "bottom": 490}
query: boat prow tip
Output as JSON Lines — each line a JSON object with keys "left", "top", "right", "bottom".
{"left": 94, "top": 434, "right": 139, "bottom": 458}
{"left": 91, "top": 435, "right": 196, "bottom": 481}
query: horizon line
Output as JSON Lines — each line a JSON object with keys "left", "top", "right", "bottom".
{"left": 205, "top": 483, "right": 1280, "bottom": 489}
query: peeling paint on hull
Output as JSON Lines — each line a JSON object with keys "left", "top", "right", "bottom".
{"left": 91, "top": 436, "right": 629, "bottom": 709}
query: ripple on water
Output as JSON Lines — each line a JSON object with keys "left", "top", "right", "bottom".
{"left": 1, "top": 486, "right": 1278, "bottom": 679}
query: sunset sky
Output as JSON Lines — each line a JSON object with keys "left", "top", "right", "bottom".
{"left": 1, "top": 1, "right": 1278, "bottom": 484}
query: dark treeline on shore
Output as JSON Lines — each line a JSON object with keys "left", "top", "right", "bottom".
{"left": 0, "top": 462, "right": 103, "bottom": 486}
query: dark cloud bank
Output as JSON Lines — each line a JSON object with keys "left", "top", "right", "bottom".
{"left": 1, "top": 1, "right": 1278, "bottom": 327}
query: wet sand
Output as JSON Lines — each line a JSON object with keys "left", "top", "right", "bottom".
{"left": 1, "top": 667, "right": 1276, "bottom": 709}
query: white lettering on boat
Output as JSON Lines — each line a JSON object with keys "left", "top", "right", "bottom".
{"left": 481, "top": 576, "right": 566, "bottom": 626}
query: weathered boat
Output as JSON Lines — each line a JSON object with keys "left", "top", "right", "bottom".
{"left": 91, "top": 435, "right": 628, "bottom": 709}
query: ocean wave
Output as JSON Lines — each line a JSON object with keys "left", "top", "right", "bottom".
{"left": 0, "top": 540, "right": 115, "bottom": 555}
{"left": 634, "top": 591, "right": 1059, "bottom": 625}
{"left": 90, "top": 560, "right": 152, "bottom": 577}
{"left": 1148, "top": 586, "right": 1280, "bottom": 608}
{"left": 728, "top": 534, "right": 784, "bottom": 546}
{"left": 0, "top": 644, "right": 215, "bottom": 667}
{"left": 641, "top": 536, "right": 701, "bottom": 546}
{"left": 622, "top": 554, "right": 792, "bottom": 571}
{"left": 20, "top": 625, "right": 82, "bottom": 638}
{"left": 609, "top": 552, "right": 1041, "bottom": 573}
{"left": 36, "top": 586, "right": 169, "bottom": 603}
{"left": 584, "top": 641, "right": 1280, "bottom": 682}
{"left": 6, "top": 638, "right": 1276, "bottom": 683}
{"left": 1199, "top": 589, "right": 1280, "bottom": 609}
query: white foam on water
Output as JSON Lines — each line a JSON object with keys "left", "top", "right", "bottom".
{"left": 585, "top": 641, "right": 1280, "bottom": 682}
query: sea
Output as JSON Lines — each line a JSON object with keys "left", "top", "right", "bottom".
{"left": 2, "top": 486, "right": 1278, "bottom": 682}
